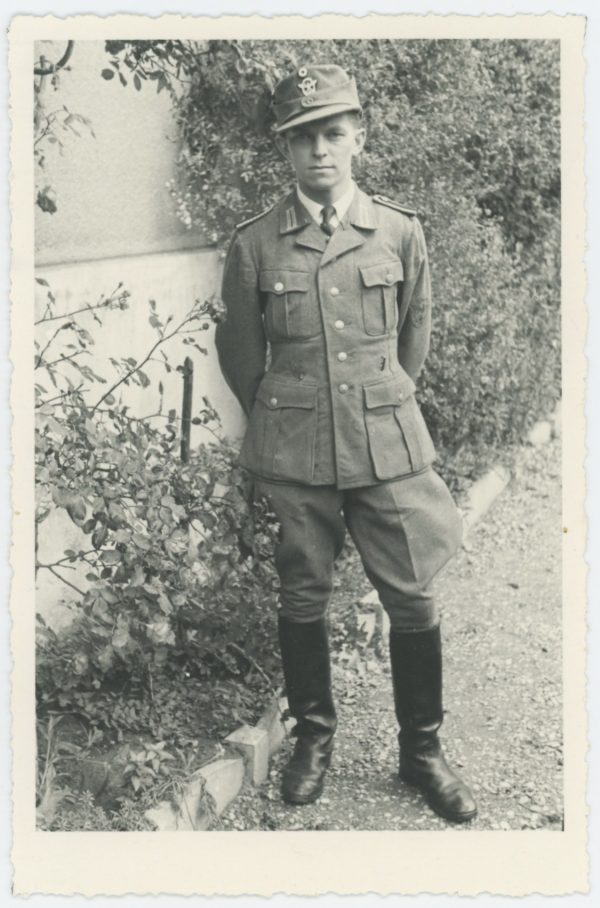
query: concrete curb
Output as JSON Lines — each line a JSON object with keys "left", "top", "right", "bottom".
{"left": 459, "top": 401, "right": 561, "bottom": 533}
{"left": 358, "top": 402, "right": 561, "bottom": 632}
{"left": 144, "top": 692, "right": 294, "bottom": 830}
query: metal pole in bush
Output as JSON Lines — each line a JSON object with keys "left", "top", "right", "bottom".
{"left": 181, "top": 356, "right": 193, "bottom": 464}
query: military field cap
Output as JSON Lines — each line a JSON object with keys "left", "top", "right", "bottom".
{"left": 272, "top": 63, "right": 362, "bottom": 133}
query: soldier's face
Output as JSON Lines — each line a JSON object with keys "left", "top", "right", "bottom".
{"left": 282, "top": 113, "right": 366, "bottom": 198}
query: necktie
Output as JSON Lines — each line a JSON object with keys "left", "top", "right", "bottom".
{"left": 320, "top": 205, "right": 337, "bottom": 237}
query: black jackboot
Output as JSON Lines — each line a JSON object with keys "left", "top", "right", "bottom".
{"left": 278, "top": 615, "right": 337, "bottom": 804}
{"left": 389, "top": 625, "right": 477, "bottom": 823}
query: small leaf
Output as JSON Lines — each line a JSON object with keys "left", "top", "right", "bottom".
{"left": 101, "top": 69, "right": 115, "bottom": 80}
{"left": 101, "top": 549, "right": 121, "bottom": 565}
{"left": 92, "top": 525, "right": 108, "bottom": 549}
{"left": 66, "top": 497, "right": 86, "bottom": 525}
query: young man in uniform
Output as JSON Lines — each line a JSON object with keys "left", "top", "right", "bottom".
{"left": 215, "top": 64, "right": 477, "bottom": 823}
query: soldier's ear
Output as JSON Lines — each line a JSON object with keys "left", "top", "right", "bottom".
{"left": 352, "top": 125, "right": 367, "bottom": 157}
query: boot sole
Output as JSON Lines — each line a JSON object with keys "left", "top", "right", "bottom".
{"left": 428, "top": 803, "right": 478, "bottom": 823}
{"left": 281, "top": 774, "right": 327, "bottom": 805}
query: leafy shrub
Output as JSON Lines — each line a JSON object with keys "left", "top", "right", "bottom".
{"left": 35, "top": 280, "right": 281, "bottom": 754}
{"left": 47, "top": 792, "right": 157, "bottom": 831}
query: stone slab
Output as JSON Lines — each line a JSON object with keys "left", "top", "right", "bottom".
{"left": 225, "top": 724, "right": 270, "bottom": 784}
{"left": 145, "top": 756, "right": 245, "bottom": 831}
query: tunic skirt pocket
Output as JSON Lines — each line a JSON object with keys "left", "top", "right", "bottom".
{"left": 259, "top": 269, "right": 318, "bottom": 340}
{"left": 359, "top": 259, "right": 404, "bottom": 336}
{"left": 240, "top": 375, "right": 319, "bottom": 483}
{"left": 363, "top": 373, "right": 436, "bottom": 480}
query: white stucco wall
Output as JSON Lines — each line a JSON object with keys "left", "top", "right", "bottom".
{"left": 35, "top": 248, "right": 244, "bottom": 440}
{"left": 35, "top": 39, "right": 206, "bottom": 264}
{"left": 34, "top": 40, "right": 246, "bottom": 627}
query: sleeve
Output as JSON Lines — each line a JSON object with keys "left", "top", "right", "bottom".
{"left": 215, "top": 230, "right": 267, "bottom": 418}
{"left": 397, "top": 216, "right": 432, "bottom": 382}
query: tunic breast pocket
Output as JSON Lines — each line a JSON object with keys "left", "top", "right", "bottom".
{"left": 359, "top": 259, "right": 404, "bottom": 336}
{"left": 260, "top": 269, "right": 320, "bottom": 340}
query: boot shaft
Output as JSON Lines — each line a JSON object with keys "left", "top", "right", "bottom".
{"left": 389, "top": 625, "right": 478, "bottom": 821}
{"left": 278, "top": 615, "right": 337, "bottom": 736}
{"left": 389, "top": 625, "right": 444, "bottom": 737}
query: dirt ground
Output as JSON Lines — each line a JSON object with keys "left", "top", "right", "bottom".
{"left": 217, "top": 438, "right": 563, "bottom": 831}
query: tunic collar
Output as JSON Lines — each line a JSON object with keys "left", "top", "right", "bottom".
{"left": 279, "top": 185, "right": 377, "bottom": 234}
{"left": 296, "top": 182, "right": 356, "bottom": 225}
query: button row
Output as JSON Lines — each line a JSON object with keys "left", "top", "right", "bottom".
{"left": 269, "top": 388, "right": 399, "bottom": 404}
{"left": 272, "top": 282, "right": 342, "bottom": 294}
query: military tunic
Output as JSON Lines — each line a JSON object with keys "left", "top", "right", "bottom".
{"left": 216, "top": 184, "right": 462, "bottom": 629}
{"left": 216, "top": 186, "right": 436, "bottom": 490}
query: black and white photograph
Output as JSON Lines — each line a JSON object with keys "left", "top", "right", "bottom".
{"left": 7, "top": 9, "right": 589, "bottom": 898}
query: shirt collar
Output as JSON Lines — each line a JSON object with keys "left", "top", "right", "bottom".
{"left": 296, "top": 181, "right": 356, "bottom": 225}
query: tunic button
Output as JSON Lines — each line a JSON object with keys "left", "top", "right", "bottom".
{"left": 338, "top": 383, "right": 349, "bottom": 393}
{"left": 270, "top": 397, "right": 278, "bottom": 407}
{"left": 330, "top": 287, "right": 340, "bottom": 296}
{"left": 337, "top": 352, "right": 347, "bottom": 362}
{"left": 385, "top": 272, "right": 393, "bottom": 283}
{"left": 274, "top": 281, "right": 284, "bottom": 292}
{"left": 334, "top": 319, "right": 345, "bottom": 330}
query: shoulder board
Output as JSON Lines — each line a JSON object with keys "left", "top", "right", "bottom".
{"left": 372, "top": 194, "right": 418, "bottom": 217}
{"left": 235, "top": 203, "right": 276, "bottom": 232}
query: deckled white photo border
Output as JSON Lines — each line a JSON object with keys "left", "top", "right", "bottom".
{"left": 9, "top": 12, "right": 587, "bottom": 896}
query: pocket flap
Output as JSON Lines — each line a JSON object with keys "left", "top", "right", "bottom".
{"left": 256, "top": 377, "right": 318, "bottom": 409}
{"left": 363, "top": 373, "right": 416, "bottom": 408}
{"left": 359, "top": 259, "right": 404, "bottom": 288}
{"left": 259, "top": 270, "right": 310, "bottom": 295}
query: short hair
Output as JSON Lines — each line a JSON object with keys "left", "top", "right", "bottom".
{"left": 346, "top": 110, "right": 364, "bottom": 126}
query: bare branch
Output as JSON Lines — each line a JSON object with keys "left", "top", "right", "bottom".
{"left": 35, "top": 384, "right": 85, "bottom": 408}
{"left": 35, "top": 299, "right": 112, "bottom": 326}
{"left": 37, "top": 563, "right": 85, "bottom": 597}
{"left": 35, "top": 322, "right": 74, "bottom": 365}
{"left": 91, "top": 309, "right": 204, "bottom": 412}
{"left": 38, "top": 350, "right": 86, "bottom": 370}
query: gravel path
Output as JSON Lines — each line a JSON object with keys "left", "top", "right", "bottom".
{"left": 217, "top": 439, "right": 563, "bottom": 831}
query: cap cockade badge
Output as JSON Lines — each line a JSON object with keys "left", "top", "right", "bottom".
{"left": 298, "top": 75, "right": 318, "bottom": 96}
{"left": 298, "top": 72, "right": 318, "bottom": 107}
